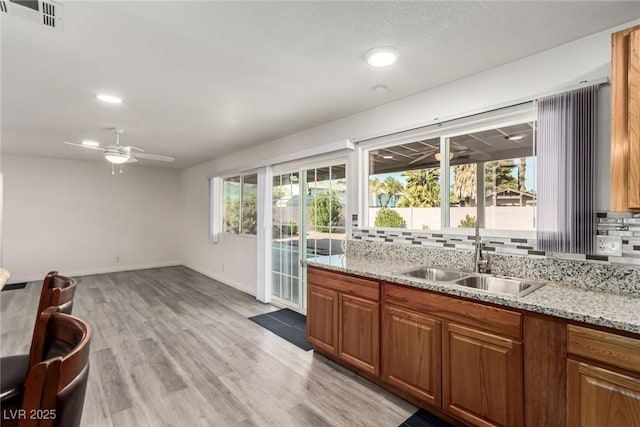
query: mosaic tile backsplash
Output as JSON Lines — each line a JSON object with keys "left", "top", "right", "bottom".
{"left": 351, "top": 211, "right": 640, "bottom": 265}
{"left": 596, "top": 211, "right": 640, "bottom": 265}
{"left": 348, "top": 211, "right": 640, "bottom": 296}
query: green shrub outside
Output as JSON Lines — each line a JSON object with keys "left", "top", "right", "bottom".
{"left": 374, "top": 208, "right": 404, "bottom": 228}
{"left": 310, "top": 190, "right": 343, "bottom": 231}
{"left": 458, "top": 214, "right": 476, "bottom": 228}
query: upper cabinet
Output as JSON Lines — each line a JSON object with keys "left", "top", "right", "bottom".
{"left": 611, "top": 25, "right": 640, "bottom": 211}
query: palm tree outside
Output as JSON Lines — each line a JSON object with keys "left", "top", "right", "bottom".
{"left": 397, "top": 169, "right": 440, "bottom": 207}
{"left": 452, "top": 164, "right": 477, "bottom": 206}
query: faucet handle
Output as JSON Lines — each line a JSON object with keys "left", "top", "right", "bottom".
{"left": 476, "top": 258, "right": 490, "bottom": 273}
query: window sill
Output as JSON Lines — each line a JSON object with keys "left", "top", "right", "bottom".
{"left": 221, "top": 233, "right": 258, "bottom": 240}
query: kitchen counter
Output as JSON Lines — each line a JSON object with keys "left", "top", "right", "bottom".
{"left": 304, "top": 254, "right": 640, "bottom": 334}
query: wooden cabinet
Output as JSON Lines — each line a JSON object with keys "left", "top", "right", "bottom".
{"left": 382, "top": 305, "right": 441, "bottom": 407}
{"left": 339, "top": 294, "right": 379, "bottom": 374}
{"left": 307, "top": 267, "right": 640, "bottom": 426}
{"left": 383, "top": 282, "right": 523, "bottom": 427}
{"left": 567, "top": 360, "right": 640, "bottom": 427}
{"left": 567, "top": 324, "right": 640, "bottom": 427}
{"left": 523, "top": 313, "right": 568, "bottom": 427}
{"left": 306, "top": 267, "right": 380, "bottom": 374}
{"left": 611, "top": 24, "right": 640, "bottom": 211}
{"left": 307, "top": 284, "right": 338, "bottom": 356}
{"left": 443, "top": 323, "right": 523, "bottom": 427}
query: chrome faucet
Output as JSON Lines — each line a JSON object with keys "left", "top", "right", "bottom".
{"left": 474, "top": 221, "right": 488, "bottom": 273}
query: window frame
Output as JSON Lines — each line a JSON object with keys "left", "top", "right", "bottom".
{"left": 359, "top": 104, "right": 537, "bottom": 238}
{"left": 221, "top": 172, "right": 259, "bottom": 238}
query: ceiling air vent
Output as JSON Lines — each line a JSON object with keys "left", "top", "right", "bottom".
{"left": 4, "top": 0, "right": 63, "bottom": 30}
{"left": 41, "top": 0, "right": 55, "bottom": 27}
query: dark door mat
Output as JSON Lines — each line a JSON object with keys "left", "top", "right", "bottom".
{"left": 2, "top": 283, "right": 27, "bottom": 292}
{"left": 249, "top": 308, "right": 313, "bottom": 351}
{"left": 399, "top": 409, "right": 453, "bottom": 427}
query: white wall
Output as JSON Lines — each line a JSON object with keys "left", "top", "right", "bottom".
{"left": 179, "top": 164, "right": 257, "bottom": 295}
{"left": 180, "top": 21, "right": 636, "bottom": 296}
{"left": 2, "top": 154, "right": 181, "bottom": 282}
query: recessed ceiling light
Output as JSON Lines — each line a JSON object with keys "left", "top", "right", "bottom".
{"left": 364, "top": 47, "right": 398, "bottom": 68}
{"left": 506, "top": 135, "right": 525, "bottom": 141}
{"left": 382, "top": 155, "right": 394, "bottom": 159}
{"left": 82, "top": 140, "right": 100, "bottom": 147}
{"left": 96, "top": 94, "right": 123, "bottom": 104}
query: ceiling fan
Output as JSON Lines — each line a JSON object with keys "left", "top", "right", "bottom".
{"left": 63, "top": 128, "right": 174, "bottom": 174}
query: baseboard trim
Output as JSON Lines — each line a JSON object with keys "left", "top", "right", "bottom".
{"left": 7, "top": 260, "right": 182, "bottom": 284}
{"left": 182, "top": 263, "right": 256, "bottom": 297}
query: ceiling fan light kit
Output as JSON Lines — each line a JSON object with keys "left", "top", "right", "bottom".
{"left": 104, "top": 149, "right": 130, "bottom": 164}
{"left": 434, "top": 152, "right": 455, "bottom": 161}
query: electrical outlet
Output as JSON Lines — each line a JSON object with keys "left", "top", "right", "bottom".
{"left": 596, "top": 235, "right": 622, "bottom": 256}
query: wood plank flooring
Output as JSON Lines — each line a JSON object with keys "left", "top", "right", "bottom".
{"left": 0, "top": 266, "right": 416, "bottom": 426}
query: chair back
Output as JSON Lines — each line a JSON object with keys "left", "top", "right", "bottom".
{"left": 36, "top": 272, "right": 77, "bottom": 316}
{"left": 21, "top": 307, "right": 92, "bottom": 427}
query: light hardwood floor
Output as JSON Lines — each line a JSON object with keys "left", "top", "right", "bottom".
{"left": 0, "top": 266, "right": 416, "bottom": 426}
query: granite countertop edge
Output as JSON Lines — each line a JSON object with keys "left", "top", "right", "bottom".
{"left": 303, "top": 257, "right": 640, "bottom": 335}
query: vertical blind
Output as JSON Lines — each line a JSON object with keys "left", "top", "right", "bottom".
{"left": 536, "top": 85, "right": 597, "bottom": 254}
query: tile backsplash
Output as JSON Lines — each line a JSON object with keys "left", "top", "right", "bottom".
{"left": 597, "top": 211, "right": 640, "bottom": 264}
{"left": 350, "top": 211, "right": 640, "bottom": 267}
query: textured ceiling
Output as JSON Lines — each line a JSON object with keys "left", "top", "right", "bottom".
{"left": 1, "top": 1, "right": 638, "bottom": 168}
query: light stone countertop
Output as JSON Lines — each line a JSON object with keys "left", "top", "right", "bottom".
{"left": 304, "top": 255, "right": 640, "bottom": 335}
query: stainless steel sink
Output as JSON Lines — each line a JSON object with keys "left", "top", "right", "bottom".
{"left": 400, "top": 267, "right": 469, "bottom": 282}
{"left": 453, "top": 275, "right": 545, "bottom": 297}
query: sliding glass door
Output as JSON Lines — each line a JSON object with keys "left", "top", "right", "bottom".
{"left": 271, "top": 162, "right": 347, "bottom": 313}
{"left": 271, "top": 172, "right": 301, "bottom": 305}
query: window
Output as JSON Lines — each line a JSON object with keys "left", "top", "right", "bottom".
{"left": 369, "top": 137, "right": 442, "bottom": 230}
{"left": 365, "top": 110, "right": 536, "bottom": 232}
{"left": 223, "top": 173, "right": 258, "bottom": 235}
{"left": 447, "top": 122, "right": 536, "bottom": 231}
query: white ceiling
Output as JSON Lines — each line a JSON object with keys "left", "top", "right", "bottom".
{"left": 2, "top": 1, "right": 638, "bottom": 168}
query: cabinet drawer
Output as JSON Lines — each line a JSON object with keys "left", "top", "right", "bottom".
{"left": 308, "top": 267, "right": 379, "bottom": 301}
{"left": 384, "top": 282, "right": 522, "bottom": 340}
{"left": 568, "top": 324, "right": 640, "bottom": 375}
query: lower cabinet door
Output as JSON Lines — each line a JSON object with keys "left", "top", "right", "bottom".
{"left": 443, "top": 322, "right": 523, "bottom": 427}
{"left": 382, "top": 305, "right": 442, "bottom": 407}
{"left": 307, "top": 284, "right": 339, "bottom": 356}
{"left": 567, "top": 359, "right": 640, "bottom": 427}
{"left": 338, "top": 294, "right": 380, "bottom": 375}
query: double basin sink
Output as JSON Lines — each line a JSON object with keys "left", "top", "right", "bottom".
{"left": 399, "top": 266, "right": 545, "bottom": 297}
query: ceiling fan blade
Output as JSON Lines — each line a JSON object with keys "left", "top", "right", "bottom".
{"left": 408, "top": 151, "right": 436, "bottom": 165}
{"left": 125, "top": 156, "right": 138, "bottom": 163}
{"left": 62, "top": 142, "right": 103, "bottom": 151}
{"left": 123, "top": 146, "right": 144, "bottom": 152}
{"left": 132, "top": 152, "right": 174, "bottom": 162}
